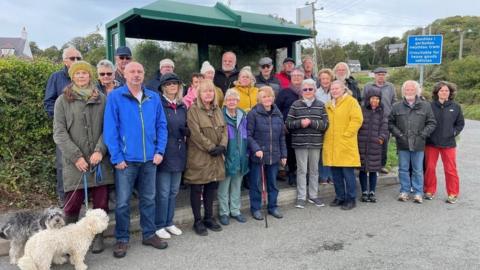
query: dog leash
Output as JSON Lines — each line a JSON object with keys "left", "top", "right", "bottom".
{"left": 82, "top": 165, "right": 104, "bottom": 209}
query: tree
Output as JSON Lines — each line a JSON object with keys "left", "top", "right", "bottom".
{"left": 63, "top": 33, "right": 106, "bottom": 65}
{"left": 318, "top": 39, "right": 347, "bottom": 68}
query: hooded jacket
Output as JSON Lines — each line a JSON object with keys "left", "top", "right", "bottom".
{"left": 426, "top": 100, "right": 465, "bottom": 148}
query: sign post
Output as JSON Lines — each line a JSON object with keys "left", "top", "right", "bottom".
{"left": 406, "top": 35, "right": 443, "bottom": 86}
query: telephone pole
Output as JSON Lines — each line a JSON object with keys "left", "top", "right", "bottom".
{"left": 305, "top": 1, "right": 323, "bottom": 72}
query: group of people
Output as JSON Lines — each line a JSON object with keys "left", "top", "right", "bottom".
{"left": 44, "top": 46, "right": 465, "bottom": 259}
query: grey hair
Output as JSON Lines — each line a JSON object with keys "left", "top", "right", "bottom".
{"left": 224, "top": 88, "right": 240, "bottom": 101}
{"left": 333, "top": 62, "right": 351, "bottom": 78}
{"left": 291, "top": 67, "right": 305, "bottom": 75}
{"left": 401, "top": 80, "right": 422, "bottom": 97}
{"left": 302, "top": 78, "right": 316, "bottom": 88}
{"left": 62, "top": 46, "right": 81, "bottom": 59}
{"left": 331, "top": 80, "right": 348, "bottom": 92}
{"left": 96, "top": 59, "right": 116, "bottom": 72}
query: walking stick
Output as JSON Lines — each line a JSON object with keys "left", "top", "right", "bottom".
{"left": 260, "top": 162, "right": 268, "bottom": 228}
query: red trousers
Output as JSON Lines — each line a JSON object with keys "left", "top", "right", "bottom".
{"left": 424, "top": 145, "right": 460, "bottom": 196}
{"left": 63, "top": 185, "right": 109, "bottom": 217}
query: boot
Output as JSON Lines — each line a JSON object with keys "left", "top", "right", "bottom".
{"left": 65, "top": 215, "right": 79, "bottom": 225}
{"left": 91, "top": 233, "right": 105, "bottom": 254}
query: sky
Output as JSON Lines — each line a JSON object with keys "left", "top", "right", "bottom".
{"left": 1, "top": 0, "right": 479, "bottom": 49}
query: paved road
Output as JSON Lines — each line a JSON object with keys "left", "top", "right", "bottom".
{"left": 1, "top": 120, "right": 479, "bottom": 270}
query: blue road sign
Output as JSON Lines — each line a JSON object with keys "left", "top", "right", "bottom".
{"left": 406, "top": 35, "right": 443, "bottom": 65}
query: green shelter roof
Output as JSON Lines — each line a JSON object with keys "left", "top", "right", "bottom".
{"left": 106, "top": 0, "right": 311, "bottom": 46}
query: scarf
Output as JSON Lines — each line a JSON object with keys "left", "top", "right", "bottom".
{"left": 71, "top": 84, "right": 93, "bottom": 100}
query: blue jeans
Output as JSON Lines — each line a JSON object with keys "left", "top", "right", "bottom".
{"left": 359, "top": 171, "right": 377, "bottom": 193}
{"left": 331, "top": 167, "right": 356, "bottom": 202}
{"left": 155, "top": 171, "right": 182, "bottom": 229}
{"left": 318, "top": 149, "right": 332, "bottom": 181}
{"left": 398, "top": 150, "right": 424, "bottom": 196}
{"left": 115, "top": 161, "right": 157, "bottom": 242}
{"left": 249, "top": 162, "right": 279, "bottom": 213}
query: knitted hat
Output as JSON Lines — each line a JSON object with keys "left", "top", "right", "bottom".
{"left": 159, "top": 58, "right": 175, "bottom": 69}
{"left": 68, "top": 61, "right": 94, "bottom": 79}
{"left": 200, "top": 61, "right": 215, "bottom": 74}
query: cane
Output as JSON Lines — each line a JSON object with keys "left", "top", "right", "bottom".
{"left": 260, "top": 162, "right": 268, "bottom": 228}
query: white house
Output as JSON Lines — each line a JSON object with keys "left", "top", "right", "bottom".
{"left": 0, "top": 27, "right": 33, "bottom": 59}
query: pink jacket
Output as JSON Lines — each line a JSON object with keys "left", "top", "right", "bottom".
{"left": 183, "top": 86, "right": 197, "bottom": 109}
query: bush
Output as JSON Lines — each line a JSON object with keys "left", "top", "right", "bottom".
{"left": 0, "top": 57, "right": 60, "bottom": 208}
{"left": 448, "top": 56, "right": 480, "bottom": 89}
{"left": 462, "top": 104, "right": 480, "bottom": 120}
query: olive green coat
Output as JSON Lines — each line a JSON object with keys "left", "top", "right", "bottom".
{"left": 184, "top": 102, "right": 228, "bottom": 184}
{"left": 53, "top": 88, "right": 114, "bottom": 192}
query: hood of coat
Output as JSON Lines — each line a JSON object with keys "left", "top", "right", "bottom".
{"left": 364, "top": 88, "right": 383, "bottom": 110}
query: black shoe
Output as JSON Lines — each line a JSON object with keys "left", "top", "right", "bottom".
{"left": 252, "top": 210, "right": 264, "bottom": 220}
{"left": 329, "top": 198, "right": 344, "bottom": 207}
{"left": 341, "top": 201, "right": 356, "bottom": 210}
{"left": 193, "top": 220, "right": 208, "bottom": 236}
{"left": 203, "top": 218, "right": 222, "bottom": 232}
{"left": 368, "top": 192, "right": 377, "bottom": 203}
{"left": 268, "top": 208, "right": 283, "bottom": 219}
{"left": 360, "top": 193, "right": 369, "bottom": 202}
{"left": 288, "top": 173, "right": 297, "bottom": 187}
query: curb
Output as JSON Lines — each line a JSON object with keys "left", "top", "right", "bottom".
{"left": 0, "top": 174, "right": 398, "bottom": 257}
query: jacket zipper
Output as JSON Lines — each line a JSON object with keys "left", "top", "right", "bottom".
{"left": 139, "top": 101, "right": 147, "bottom": 162}
{"left": 269, "top": 114, "right": 273, "bottom": 165}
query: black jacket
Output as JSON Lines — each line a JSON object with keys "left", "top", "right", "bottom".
{"left": 145, "top": 71, "right": 162, "bottom": 92}
{"left": 346, "top": 76, "right": 362, "bottom": 104}
{"left": 214, "top": 69, "right": 239, "bottom": 94}
{"left": 247, "top": 104, "right": 287, "bottom": 165}
{"left": 388, "top": 97, "right": 437, "bottom": 152}
{"left": 426, "top": 100, "right": 465, "bottom": 148}
{"left": 255, "top": 74, "right": 281, "bottom": 96}
{"left": 275, "top": 87, "right": 301, "bottom": 121}
{"left": 286, "top": 99, "right": 328, "bottom": 149}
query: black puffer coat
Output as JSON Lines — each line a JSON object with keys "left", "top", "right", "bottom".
{"left": 358, "top": 90, "right": 389, "bottom": 172}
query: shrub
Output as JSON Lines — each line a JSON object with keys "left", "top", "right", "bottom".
{"left": 448, "top": 56, "right": 480, "bottom": 89}
{"left": 0, "top": 57, "right": 60, "bottom": 207}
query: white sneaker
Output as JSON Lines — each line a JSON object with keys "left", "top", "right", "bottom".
{"left": 155, "top": 228, "right": 171, "bottom": 239}
{"left": 166, "top": 225, "right": 183, "bottom": 236}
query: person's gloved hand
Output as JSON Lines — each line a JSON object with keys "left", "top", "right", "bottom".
{"left": 208, "top": 145, "right": 226, "bottom": 156}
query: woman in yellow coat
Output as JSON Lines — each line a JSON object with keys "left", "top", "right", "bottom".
{"left": 323, "top": 80, "right": 363, "bottom": 210}
{"left": 232, "top": 66, "right": 258, "bottom": 112}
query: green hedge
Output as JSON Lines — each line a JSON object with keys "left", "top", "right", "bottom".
{"left": 0, "top": 57, "right": 60, "bottom": 206}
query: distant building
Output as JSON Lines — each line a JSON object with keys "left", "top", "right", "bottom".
{"left": 388, "top": 43, "right": 405, "bottom": 55}
{"left": 0, "top": 27, "right": 33, "bottom": 59}
{"left": 347, "top": 59, "right": 361, "bottom": 72}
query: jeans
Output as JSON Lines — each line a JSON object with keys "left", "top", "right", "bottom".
{"left": 331, "top": 167, "right": 356, "bottom": 202}
{"left": 295, "top": 148, "right": 320, "bottom": 200}
{"left": 249, "top": 162, "right": 279, "bottom": 213}
{"left": 318, "top": 149, "right": 332, "bottom": 181}
{"left": 398, "top": 150, "right": 424, "bottom": 196}
{"left": 155, "top": 171, "right": 182, "bottom": 229}
{"left": 359, "top": 171, "right": 377, "bottom": 193}
{"left": 218, "top": 172, "right": 243, "bottom": 216}
{"left": 115, "top": 161, "right": 157, "bottom": 242}
{"left": 55, "top": 146, "right": 64, "bottom": 201}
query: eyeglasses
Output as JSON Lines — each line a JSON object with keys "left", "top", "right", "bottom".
{"left": 261, "top": 64, "right": 271, "bottom": 69}
{"left": 302, "top": 88, "right": 315, "bottom": 92}
{"left": 67, "top": 56, "right": 82, "bottom": 61}
{"left": 99, "top": 72, "right": 113, "bottom": 77}
{"left": 118, "top": 56, "right": 131, "bottom": 60}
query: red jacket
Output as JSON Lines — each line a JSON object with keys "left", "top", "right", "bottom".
{"left": 275, "top": 72, "right": 290, "bottom": 89}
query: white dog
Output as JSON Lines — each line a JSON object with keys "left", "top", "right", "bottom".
{"left": 18, "top": 208, "right": 109, "bottom": 270}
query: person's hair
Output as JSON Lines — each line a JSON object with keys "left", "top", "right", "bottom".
{"left": 237, "top": 66, "right": 256, "bottom": 86}
{"left": 432, "top": 81, "right": 456, "bottom": 101}
{"left": 317, "top": 68, "right": 334, "bottom": 81}
{"left": 302, "top": 78, "right": 316, "bottom": 89}
{"left": 331, "top": 80, "right": 348, "bottom": 93}
{"left": 96, "top": 59, "right": 116, "bottom": 72}
{"left": 302, "top": 55, "right": 313, "bottom": 63}
{"left": 222, "top": 51, "right": 237, "bottom": 61}
{"left": 161, "top": 82, "right": 183, "bottom": 102}
{"left": 257, "top": 86, "right": 275, "bottom": 103}
{"left": 224, "top": 88, "right": 240, "bottom": 101}
{"left": 191, "top": 73, "right": 204, "bottom": 81}
{"left": 333, "top": 62, "right": 351, "bottom": 78}
{"left": 196, "top": 80, "right": 217, "bottom": 107}
{"left": 290, "top": 67, "right": 305, "bottom": 76}
{"left": 62, "top": 46, "right": 82, "bottom": 59}
{"left": 401, "top": 80, "right": 422, "bottom": 97}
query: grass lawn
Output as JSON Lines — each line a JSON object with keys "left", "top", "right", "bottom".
{"left": 386, "top": 138, "right": 398, "bottom": 170}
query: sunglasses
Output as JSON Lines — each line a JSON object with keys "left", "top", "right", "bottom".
{"left": 68, "top": 56, "right": 82, "bottom": 61}
{"left": 261, "top": 64, "right": 271, "bottom": 69}
{"left": 302, "top": 88, "right": 315, "bottom": 92}
{"left": 164, "top": 81, "right": 178, "bottom": 86}
{"left": 118, "top": 56, "right": 131, "bottom": 60}
{"left": 99, "top": 72, "right": 113, "bottom": 77}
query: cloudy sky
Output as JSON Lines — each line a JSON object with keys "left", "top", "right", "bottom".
{"left": 1, "top": 0, "right": 479, "bottom": 49}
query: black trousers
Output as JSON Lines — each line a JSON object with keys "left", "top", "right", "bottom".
{"left": 190, "top": 182, "right": 219, "bottom": 222}
{"left": 286, "top": 133, "right": 297, "bottom": 175}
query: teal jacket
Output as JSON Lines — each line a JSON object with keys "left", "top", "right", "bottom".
{"left": 223, "top": 107, "right": 249, "bottom": 177}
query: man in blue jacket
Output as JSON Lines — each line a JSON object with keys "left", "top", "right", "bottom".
{"left": 104, "top": 62, "right": 168, "bottom": 258}
{"left": 44, "top": 46, "right": 82, "bottom": 204}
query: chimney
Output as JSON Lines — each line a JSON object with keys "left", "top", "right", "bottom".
{"left": 21, "top": 27, "right": 27, "bottom": 40}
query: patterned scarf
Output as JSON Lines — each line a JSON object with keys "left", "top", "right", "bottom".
{"left": 71, "top": 84, "right": 93, "bottom": 100}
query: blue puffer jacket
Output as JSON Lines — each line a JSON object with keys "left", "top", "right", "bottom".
{"left": 247, "top": 104, "right": 287, "bottom": 165}
{"left": 104, "top": 85, "right": 168, "bottom": 164}
{"left": 223, "top": 107, "right": 249, "bottom": 177}
{"left": 44, "top": 66, "right": 71, "bottom": 118}
{"left": 157, "top": 96, "right": 188, "bottom": 172}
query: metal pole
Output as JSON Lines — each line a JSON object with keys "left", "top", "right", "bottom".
{"left": 419, "top": 27, "right": 426, "bottom": 87}
{"left": 309, "top": 1, "right": 319, "bottom": 74}
{"left": 459, "top": 31, "right": 464, "bottom": 60}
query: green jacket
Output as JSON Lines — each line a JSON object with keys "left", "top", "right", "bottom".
{"left": 223, "top": 107, "right": 249, "bottom": 177}
{"left": 53, "top": 87, "right": 114, "bottom": 192}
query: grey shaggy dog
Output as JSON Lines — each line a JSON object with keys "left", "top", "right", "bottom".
{"left": 0, "top": 206, "right": 65, "bottom": 264}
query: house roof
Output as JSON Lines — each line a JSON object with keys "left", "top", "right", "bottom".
{"left": 0, "top": 38, "right": 26, "bottom": 55}
{"left": 347, "top": 59, "right": 361, "bottom": 65}
{"left": 106, "top": 0, "right": 311, "bottom": 47}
